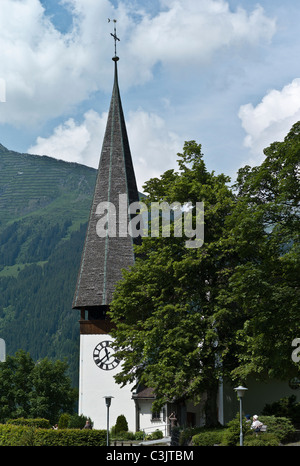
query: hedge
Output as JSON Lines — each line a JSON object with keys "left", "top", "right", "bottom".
{"left": 258, "top": 415, "right": 295, "bottom": 443}
{"left": 0, "top": 425, "right": 107, "bottom": 446}
{"left": 0, "top": 425, "right": 29, "bottom": 446}
{"left": 6, "top": 418, "right": 51, "bottom": 429}
{"left": 192, "top": 429, "right": 224, "bottom": 446}
{"left": 190, "top": 415, "right": 296, "bottom": 446}
{"left": 243, "top": 433, "right": 280, "bottom": 446}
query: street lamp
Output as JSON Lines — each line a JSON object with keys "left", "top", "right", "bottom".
{"left": 234, "top": 385, "right": 248, "bottom": 446}
{"left": 104, "top": 396, "right": 114, "bottom": 446}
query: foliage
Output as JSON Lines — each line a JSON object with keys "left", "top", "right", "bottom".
{"left": 6, "top": 418, "right": 51, "bottom": 429}
{"left": 262, "top": 395, "right": 300, "bottom": 426}
{"left": 220, "top": 413, "right": 295, "bottom": 446}
{"left": 226, "top": 121, "right": 300, "bottom": 382}
{"left": 0, "top": 350, "right": 77, "bottom": 424}
{"left": 221, "top": 413, "right": 252, "bottom": 446}
{"left": 110, "top": 141, "right": 236, "bottom": 426}
{"left": 67, "top": 413, "right": 92, "bottom": 429}
{"left": 111, "top": 430, "right": 136, "bottom": 441}
{"left": 33, "top": 428, "right": 107, "bottom": 446}
{"left": 0, "top": 424, "right": 30, "bottom": 446}
{"left": 114, "top": 414, "right": 128, "bottom": 433}
{"left": 258, "top": 415, "right": 295, "bottom": 443}
{"left": 192, "top": 428, "right": 225, "bottom": 446}
{"left": 58, "top": 413, "right": 70, "bottom": 429}
{"left": 243, "top": 433, "right": 280, "bottom": 446}
{"left": 179, "top": 425, "right": 225, "bottom": 445}
{"left": 110, "top": 427, "right": 162, "bottom": 442}
{"left": 0, "top": 424, "right": 107, "bottom": 446}
{"left": 146, "top": 429, "right": 163, "bottom": 440}
{"left": 179, "top": 426, "right": 204, "bottom": 445}
{"left": 109, "top": 125, "right": 300, "bottom": 426}
{"left": 0, "top": 223, "right": 87, "bottom": 386}
{"left": 179, "top": 426, "right": 201, "bottom": 445}
{"left": 20, "top": 426, "right": 38, "bottom": 446}
{"left": 134, "top": 430, "right": 144, "bottom": 440}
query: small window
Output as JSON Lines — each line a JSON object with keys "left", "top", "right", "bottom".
{"left": 151, "top": 411, "right": 161, "bottom": 421}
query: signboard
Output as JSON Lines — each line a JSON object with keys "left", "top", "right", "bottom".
{"left": 0, "top": 338, "right": 5, "bottom": 362}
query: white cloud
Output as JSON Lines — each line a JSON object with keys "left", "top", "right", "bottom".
{"left": 127, "top": 109, "right": 182, "bottom": 189}
{"left": 124, "top": 0, "right": 276, "bottom": 82}
{"left": 0, "top": 0, "right": 115, "bottom": 126}
{"left": 0, "top": 0, "right": 276, "bottom": 126}
{"left": 28, "top": 108, "right": 182, "bottom": 191}
{"left": 28, "top": 109, "right": 107, "bottom": 167}
{"left": 238, "top": 78, "right": 300, "bottom": 160}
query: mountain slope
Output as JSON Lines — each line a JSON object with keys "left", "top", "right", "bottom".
{"left": 0, "top": 143, "right": 96, "bottom": 228}
{"left": 0, "top": 144, "right": 97, "bottom": 385}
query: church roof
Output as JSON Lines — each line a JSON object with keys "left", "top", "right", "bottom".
{"left": 72, "top": 57, "right": 139, "bottom": 310}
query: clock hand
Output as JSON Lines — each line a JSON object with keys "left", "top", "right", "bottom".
{"left": 98, "top": 352, "right": 110, "bottom": 363}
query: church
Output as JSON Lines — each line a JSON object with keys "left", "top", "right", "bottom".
{"left": 71, "top": 24, "right": 209, "bottom": 433}
{"left": 72, "top": 25, "right": 299, "bottom": 434}
{"left": 71, "top": 25, "right": 166, "bottom": 433}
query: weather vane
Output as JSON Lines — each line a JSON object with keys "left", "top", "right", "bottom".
{"left": 108, "top": 18, "right": 120, "bottom": 60}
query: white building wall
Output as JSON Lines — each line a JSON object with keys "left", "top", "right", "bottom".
{"left": 137, "top": 401, "right": 169, "bottom": 436}
{"left": 78, "top": 334, "right": 136, "bottom": 431}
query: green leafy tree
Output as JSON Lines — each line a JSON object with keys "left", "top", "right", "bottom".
{"left": 109, "top": 128, "right": 299, "bottom": 427}
{"left": 0, "top": 350, "right": 77, "bottom": 424}
{"left": 29, "top": 358, "right": 77, "bottom": 424}
{"left": 221, "top": 121, "right": 300, "bottom": 383}
{"left": 109, "top": 141, "right": 237, "bottom": 426}
{"left": 0, "top": 350, "right": 34, "bottom": 421}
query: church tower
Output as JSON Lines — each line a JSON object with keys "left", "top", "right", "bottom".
{"left": 73, "top": 23, "right": 140, "bottom": 430}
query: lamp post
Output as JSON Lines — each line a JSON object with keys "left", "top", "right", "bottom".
{"left": 104, "top": 396, "right": 114, "bottom": 446}
{"left": 234, "top": 385, "right": 248, "bottom": 446}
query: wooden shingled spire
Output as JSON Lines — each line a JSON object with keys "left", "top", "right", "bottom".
{"left": 72, "top": 49, "right": 140, "bottom": 321}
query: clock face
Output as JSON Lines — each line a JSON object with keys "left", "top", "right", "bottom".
{"left": 93, "top": 340, "right": 120, "bottom": 371}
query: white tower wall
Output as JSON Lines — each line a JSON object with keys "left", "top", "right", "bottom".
{"left": 78, "top": 334, "right": 136, "bottom": 431}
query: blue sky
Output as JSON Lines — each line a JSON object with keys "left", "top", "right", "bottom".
{"left": 0, "top": 0, "right": 299, "bottom": 191}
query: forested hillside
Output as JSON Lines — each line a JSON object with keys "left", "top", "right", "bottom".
{"left": 0, "top": 144, "right": 97, "bottom": 385}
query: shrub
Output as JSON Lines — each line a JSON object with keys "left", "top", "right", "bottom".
{"left": 123, "top": 431, "right": 135, "bottom": 440}
{"left": 179, "top": 427, "right": 204, "bottom": 446}
{"left": 181, "top": 425, "right": 225, "bottom": 446}
{"left": 34, "top": 429, "right": 107, "bottom": 446}
{"left": 20, "top": 427, "right": 38, "bottom": 446}
{"left": 58, "top": 413, "right": 70, "bottom": 429}
{"left": 134, "top": 431, "right": 144, "bottom": 440}
{"left": 192, "top": 429, "right": 224, "bottom": 446}
{"left": 68, "top": 413, "right": 91, "bottom": 429}
{"left": 221, "top": 413, "right": 252, "bottom": 446}
{"left": 262, "top": 396, "right": 300, "bottom": 427}
{"left": 6, "top": 418, "right": 51, "bottom": 429}
{"left": 111, "top": 430, "right": 135, "bottom": 441}
{"left": 258, "top": 415, "right": 295, "bottom": 443}
{"left": 0, "top": 424, "right": 107, "bottom": 446}
{"left": 114, "top": 414, "right": 128, "bottom": 434}
{"left": 244, "top": 433, "right": 280, "bottom": 446}
{"left": 221, "top": 414, "right": 295, "bottom": 446}
{"left": 146, "top": 429, "right": 163, "bottom": 440}
{"left": 0, "top": 425, "right": 30, "bottom": 446}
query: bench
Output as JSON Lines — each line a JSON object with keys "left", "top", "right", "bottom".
{"left": 253, "top": 424, "right": 267, "bottom": 433}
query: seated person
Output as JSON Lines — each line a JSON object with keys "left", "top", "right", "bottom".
{"left": 251, "top": 415, "right": 263, "bottom": 432}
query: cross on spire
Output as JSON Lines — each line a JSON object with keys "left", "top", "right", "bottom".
{"left": 108, "top": 18, "right": 120, "bottom": 60}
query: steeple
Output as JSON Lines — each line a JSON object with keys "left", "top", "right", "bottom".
{"left": 72, "top": 37, "right": 139, "bottom": 315}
